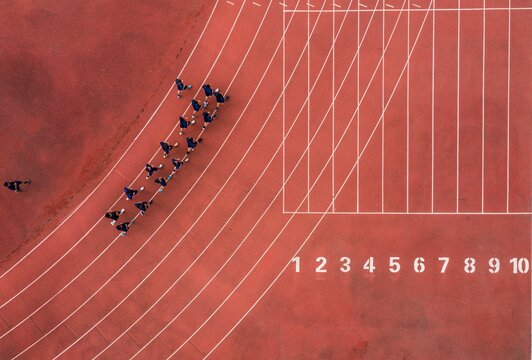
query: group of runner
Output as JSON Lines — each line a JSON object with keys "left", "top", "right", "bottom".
{"left": 4, "top": 79, "right": 229, "bottom": 237}
{"left": 105, "top": 79, "right": 229, "bottom": 236}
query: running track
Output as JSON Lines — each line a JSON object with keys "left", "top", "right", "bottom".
{"left": 1, "top": 0, "right": 530, "bottom": 358}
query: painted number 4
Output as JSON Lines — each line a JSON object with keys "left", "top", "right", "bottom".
{"left": 363, "top": 257, "right": 375, "bottom": 273}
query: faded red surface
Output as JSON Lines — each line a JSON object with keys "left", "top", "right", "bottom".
{"left": 0, "top": 0, "right": 530, "bottom": 359}
{"left": 0, "top": 0, "right": 208, "bottom": 260}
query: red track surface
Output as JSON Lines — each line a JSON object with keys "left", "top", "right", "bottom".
{"left": 0, "top": 0, "right": 530, "bottom": 359}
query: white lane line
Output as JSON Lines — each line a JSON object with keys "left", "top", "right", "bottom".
{"left": 5, "top": 0, "right": 253, "bottom": 354}
{"left": 413, "top": 3, "right": 421, "bottom": 8}
{"left": 456, "top": 0, "right": 461, "bottom": 212}
{"left": 131, "top": 0, "right": 358, "bottom": 358}
{"left": 0, "top": 0, "right": 223, "bottom": 283}
{"left": 307, "top": 3, "right": 311, "bottom": 211}
{"left": 280, "top": 2, "right": 287, "bottom": 7}
{"left": 359, "top": 2, "right": 368, "bottom": 8}
{"left": 283, "top": 211, "right": 532, "bottom": 215}
{"left": 333, "top": 3, "right": 341, "bottom": 8}
{"left": 481, "top": 0, "right": 486, "bottom": 213}
{"left": 253, "top": 1, "right": 261, "bottom": 6}
{"left": 307, "top": 2, "right": 315, "bottom": 7}
{"left": 137, "top": 1, "right": 394, "bottom": 358}
{"left": 106, "top": 4, "right": 364, "bottom": 357}
{"left": 282, "top": 0, "right": 286, "bottom": 212}
{"left": 386, "top": 3, "right": 394, "bottom": 8}
{"left": 227, "top": 0, "right": 235, "bottom": 5}
{"left": 144, "top": 2, "right": 405, "bottom": 357}
{"left": 202, "top": 5, "right": 435, "bottom": 358}
{"left": 357, "top": 0, "right": 361, "bottom": 212}
{"left": 332, "top": 3, "right": 336, "bottom": 211}
{"left": 0, "top": 0, "right": 223, "bottom": 309}
{"left": 406, "top": 0, "right": 410, "bottom": 213}
{"left": 506, "top": 0, "right": 511, "bottom": 213}
{"left": 29, "top": 0, "right": 313, "bottom": 358}
{"left": 431, "top": 0, "right": 435, "bottom": 213}
{"left": 382, "top": 0, "right": 385, "bottom": 212}
{"left": 284, "top": 7, "right": 532, "bottom": 12}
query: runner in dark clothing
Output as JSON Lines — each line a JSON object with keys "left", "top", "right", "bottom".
{"left": 145, "top": 163, "right": 163, "bottom": 179}
{"left": 168, "top": 158, "right": 187, "bottom": 180}
{"left": 116, "top": 222, "right": 130, "bottom": 236}
{"left": 160, "top": 141, "right": 178, "bottom": 158}
{"left": 172, "top": 158, "right": 186, "bottom": 170}
{"left": 202, "top": 83, "right": 213, "bottom": 108}
{"left": 178, "top": 115, "right": 195, "bottom": 135}
{"left": 191, "top": 99, "right": 201, "bottom": 119}
{"left": 4, "top": 180, "right": 31, "bottom": 192}
{"left": 124, "top": 186, "right": 144, "bottom": 201}
{"left": 202, "top": 111, "right": 217, "bottom": 129}
{"left": 214, "top": 89, "right": 229, "bottom": 111}
{"left": 134, "top": 200, "right": 152, "bottom": 215}
{"left": 186, "top": 137, "right": 202, "bottom": 154}
{"left": 104, "top": 208, "right": 125, "bottom": 226}
{"left": 175, "top": 78, "right": 192, "bottom": 98}
{"left": 154, "top": 177, "right": 168, "bottom": 192}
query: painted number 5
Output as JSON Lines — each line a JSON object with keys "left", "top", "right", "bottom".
{"left": 389, "top": 257, "right": 400, "bottom": 273}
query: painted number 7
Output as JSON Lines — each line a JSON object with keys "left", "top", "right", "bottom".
{"left": 438, "top": 257, "right": 449, "bottom": 273}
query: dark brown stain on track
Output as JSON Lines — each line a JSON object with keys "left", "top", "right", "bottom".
{"left": 0, "top": 0, "right": 209, "bottom": 261}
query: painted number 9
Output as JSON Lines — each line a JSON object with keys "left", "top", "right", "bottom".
{"left": 488, "top": 257, "right": 500, "bottom": 273}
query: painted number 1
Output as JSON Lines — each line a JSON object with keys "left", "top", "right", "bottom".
{"left": 291, "top": 256, "right": 300, "bottom": 273}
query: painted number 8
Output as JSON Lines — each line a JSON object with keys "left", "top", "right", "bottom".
{"left": 464, "top": 257, "right": 476, "bottom": 273}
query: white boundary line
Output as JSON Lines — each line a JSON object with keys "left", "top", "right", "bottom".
{"left": 0, "top": 0, "right": 228, "bottom": 310}
{"left": 332, "top": 2, "right": 336, "bottom": 212}
{"left": 11, "top": 0, "right": 329, "bottom": 357}
{"left": 283, "top": 7, "right": 532, "bottom": 12}
{"left": 307, "top": 1, "right": 311, "bottom": 212}
{"left": 381, "top": 0, "right": 385, "bottom": 212}
{"left": 200, "top": 5, "right": 438, "bottom": 358}
{"left": 356, "top": 0, "right": 360, "bottom": 213}
{"left": 147, "top": 1, "right": 410, "bottom": 357}
{"left": 506, "top": 0, "right": 511, "bottom": 213}
{"left": 177, "top": 4, "right": 433, "bottom": 358}
{"left": 282, "top": 6, "right": 286, "bottom": 213}
{"left": 92, "top": 1, "right": 389, "bottom": 358}
{"left": 0, "top": 0, "right": 243, "bottom": 327}
{"left": 0, "top": 0, "right": 222, "bottom": 282}
{"left": 122, "top": 1, "right": 366, "bottom": 358}
{"left": 0, "top": 0, "right": 283, "bottom": 317}
{"left": 482, "top": 0, "right": 486, "bottom": 213}
{"left": 127, "top": 1, "right": 410, "bottom": 356}
{"left": 283, "top": 211, "right": 532, "bottom": 215}
{"left": 456, "top": 0, "right": 461, "bottom": 212}
{"left": 4, "top": 0, "right": 255, "bottom": 352}
{"left": 431, "top": 0, "right": 435, "bottom": 213}
{"left": 406, "top": 0, "right": 410, "bottom": 213}
{"left": 109, "top": 2, "right": 354, "bottom": 358}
